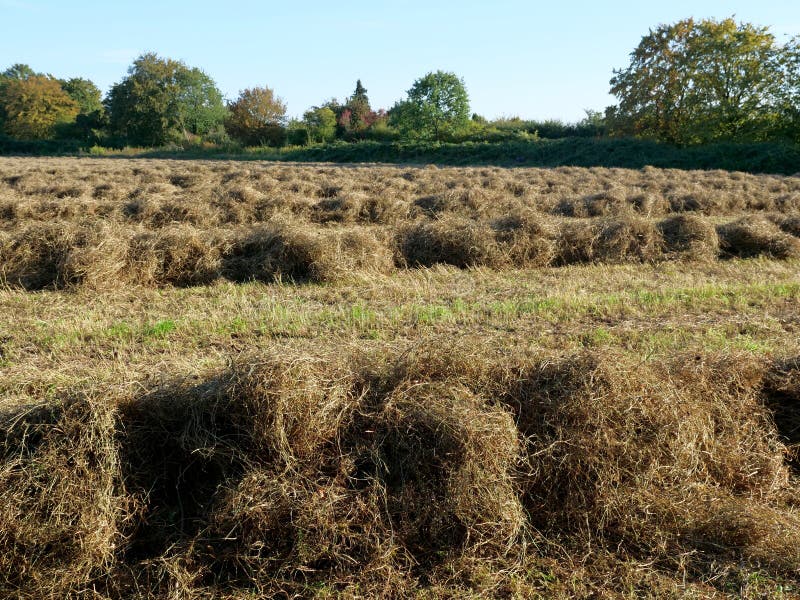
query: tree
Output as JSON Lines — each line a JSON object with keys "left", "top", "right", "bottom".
{"left": 224, "top": 86, "right": 287, "bottom": 146}
{"left": 776, "top": 36, "right": 800, "bottom": 142}
{"left": 302, "top": 106, "right": 337, "bottom": 143}
{"left": 1, "top": 76, "right": 79, "bottom": 139}
{"left": 61, "top": 78, "right": 103, "bottom": 115}
{"left": 608, "top": 17, "right": 790, "bottom": 144}
{"left": 60, "top": 78, "right": 106, "bottom": 143}
{"left": 105, "top": 53, "right": 226, "bottom": 146}
{"left": 0, "top": 64, "right": 42, "bottom": 131}
{"left": 346, "top": 79, "right": 374, "bottom": 132}
{"left": 1, "top": 64, "right": 38, "bottom": 82}
{"left": 390, "top": 71, "right": 470, "bottom": 140}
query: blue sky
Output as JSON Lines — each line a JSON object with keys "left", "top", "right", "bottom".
{"left": 1, "top": 0, "right": 799, "bottom": 121}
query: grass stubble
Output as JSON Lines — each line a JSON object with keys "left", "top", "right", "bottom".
{"left": 0, "top": 158, "right": 800, "bottom": 598}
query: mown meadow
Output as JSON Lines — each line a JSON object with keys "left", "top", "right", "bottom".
{"left": 1, "top": 158, "right": 799, "bottom": 598}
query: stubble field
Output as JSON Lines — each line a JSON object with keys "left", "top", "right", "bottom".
{"left": 1, "top": 157, "right": 800, "bottom": 598}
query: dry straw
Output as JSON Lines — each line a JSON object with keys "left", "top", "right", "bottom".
{"left": 2, "top": 344, "right": 799, "bottom": 597}
{"left": 2, "top": 160, "right": 800, "bottom": 290}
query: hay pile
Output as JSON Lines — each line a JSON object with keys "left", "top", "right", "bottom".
{"left": 491, "top": 209, "right": 557, "bottom": 267}
{"left": 224, "top": 220, "right": 393, "bottom": 283}
{"left": 2, "top": 345, "right": 799, "bottom": 597}
{"left": 396, "top": 216, "right": 502, "bottom": 268}
{"left": 718, "top": 216, "right": 800, "bottom": 259}
{"left": 556, "top": 216, "right": 664, "bottom": 265}
{"left": 657, "top": 214, "right": 720, "bottom": 260}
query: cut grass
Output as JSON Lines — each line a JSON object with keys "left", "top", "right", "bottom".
{"left": 1, "top": 159, "right": 800, "bottom": 598}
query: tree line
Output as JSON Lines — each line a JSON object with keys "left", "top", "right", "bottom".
{"left": 0, "top": 17, "right": 798, "bottom": 150}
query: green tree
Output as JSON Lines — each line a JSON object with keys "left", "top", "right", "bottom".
{"left": 691, "top": 19, "right": 783, "bottom": 140}
{"left": 608, "top": 17, "right": 789, "bottom": 144}
{"left": 776, "top": 36, "right": 800, "bottom": 142}
{"left": 302, "top": 105, "right": 337, "bottom": 143}
{"left": 608, "top": 19, "right": 703, "bottom": 144}
{"left": 61, "top": 78, "right": 103, "bottom": 115}
{"left": 346, "top": 79, "right": 373, "bottom": 132}
{"left": 390, "top": 71, "right": 470, "bottom": 140}
{"left": 1, "top": 64, "right": 38, "bottom": 82}
{"left": 1, "top": 76, "right": 79, "bottom": 139}
{"left": 105, "top": 53, "right": 226, "bottom": 146}
{"left": 60, "top": 78, "right": 107, "bottom": 143}
{"left": 224, "top": 86, "right": 287, "bottom": 146}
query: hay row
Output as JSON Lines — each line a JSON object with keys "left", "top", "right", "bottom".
{"left": 2, "top": 160, "right": 800, "bottom": 230}
{"left": 1, "top": 214, "right": 798, "bottom": 290}
{"left": 2, "top": 345, "right": 799, "bottom": 597}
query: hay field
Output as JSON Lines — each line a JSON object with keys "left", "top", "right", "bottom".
{"left": 1, "top": 157, "right": 800, "bottom": 598}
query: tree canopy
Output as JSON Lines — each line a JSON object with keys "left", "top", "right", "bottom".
{"left": 224, "top": 86, "right": 287, "bottom": 146}
{"left": 61, "top": 78, "right": 103, "bottom": 116}
{"left": 105, "top": 53, "right": 226, "bottom": 146}
{"left": 1, "top": 17, "right": 799, "bottom": 149}
{"left": 345, "top": 80, "right": 373, "bottom": 132}
{"left": 302, "top": 106, "right": 337, "bottom": 143}
{"left": 607, "top": 17, "right": 796, "bottom": 144}
{"left": 390, "top": 71, "right": 470, "bottom": 140}
{"left": 1, "top": 76, "right": 79, "bottom": 139}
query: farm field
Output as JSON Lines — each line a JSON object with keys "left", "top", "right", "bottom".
{"left": 1, "top": 158, "right": 800, "bottom": 598}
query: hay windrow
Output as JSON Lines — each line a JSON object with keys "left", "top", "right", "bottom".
{"left": 718, "top": 215, "right": 800, "bottom": 259}
{"left": 2, "top": 345, "right": 800, "bottom": 596}
{"left": 555, "top": 216, "right": 664, "bottom": 265}
{"left": 396, "top": 216, "right": 503, "bottom": 268}
{"left": 2, "top": 160, "right": 800, "bottom": 290}
{"left": 657, "top": 214, "right": 720, "bottom": 260}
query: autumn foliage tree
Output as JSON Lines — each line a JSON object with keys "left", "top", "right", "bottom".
{"left": 225, "top": 86, "right": 287, "bottom": 146}
{"left": 343, "top": 79, "right": 376, "bottom": 134}
{"left": 608, "top": 17, "right": 796, "bottom": 144}
{"left": 1, "top": 76, "right": 79, "bottom": 140}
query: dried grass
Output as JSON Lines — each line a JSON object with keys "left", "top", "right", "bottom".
{"left": 556, "top": 216, "right": 663, "bottom": 265}
{"left": 0, "top": 395, "right": 131, "bottom": 598}
{"left": 2, "top": 345, "right": 800, "bottom": 596}
{"left": 718, "top": 215, "right": 800, "bottom": 259}
{"left": 2, "top": 160, "right": 799, "bottom": 290}
{"left": 397, "top": 216, "right": 502, "bottom": 268}
{"left": 657, "top": 214, "right": 720, "bottom": 260}
{"left": 224, "top": 220, "right": 393, "bottom": 283}
{"left": 491, "top": 209, "right": 557, "bottom": 267}
{"left": 127, "top": 225, "right": 223, "bottom": 287}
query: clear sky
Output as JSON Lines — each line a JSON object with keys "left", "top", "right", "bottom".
{"left": 2, "top": 0, "right": 799, "bottom": 121}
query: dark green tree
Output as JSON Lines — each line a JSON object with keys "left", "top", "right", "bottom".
{"left": 60, "top": 78, "right": 106, "bottom": 143}
{"left": 776, "top": 36, "right": 800, "bottom": 142}
{"left": 61, "top": 78, "right": 103, "bottom": 115}
{"left": 1, "top": 64, "right": 38, "bottom": 81}
{"left": 105, "top": 53, "right": 226, "bottom": 146}
{"left": 390, "top": 71, "right": 470, "bottom": 140}
{"left": 346, "top": 79, "right": 373, "bottom": 131}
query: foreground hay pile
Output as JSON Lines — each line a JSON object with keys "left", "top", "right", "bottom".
{"left": 2, "top": 345, "right": 799, "bottom": 598}
{"left": 1, "top": 159, "right": 800, "bottom": 289}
